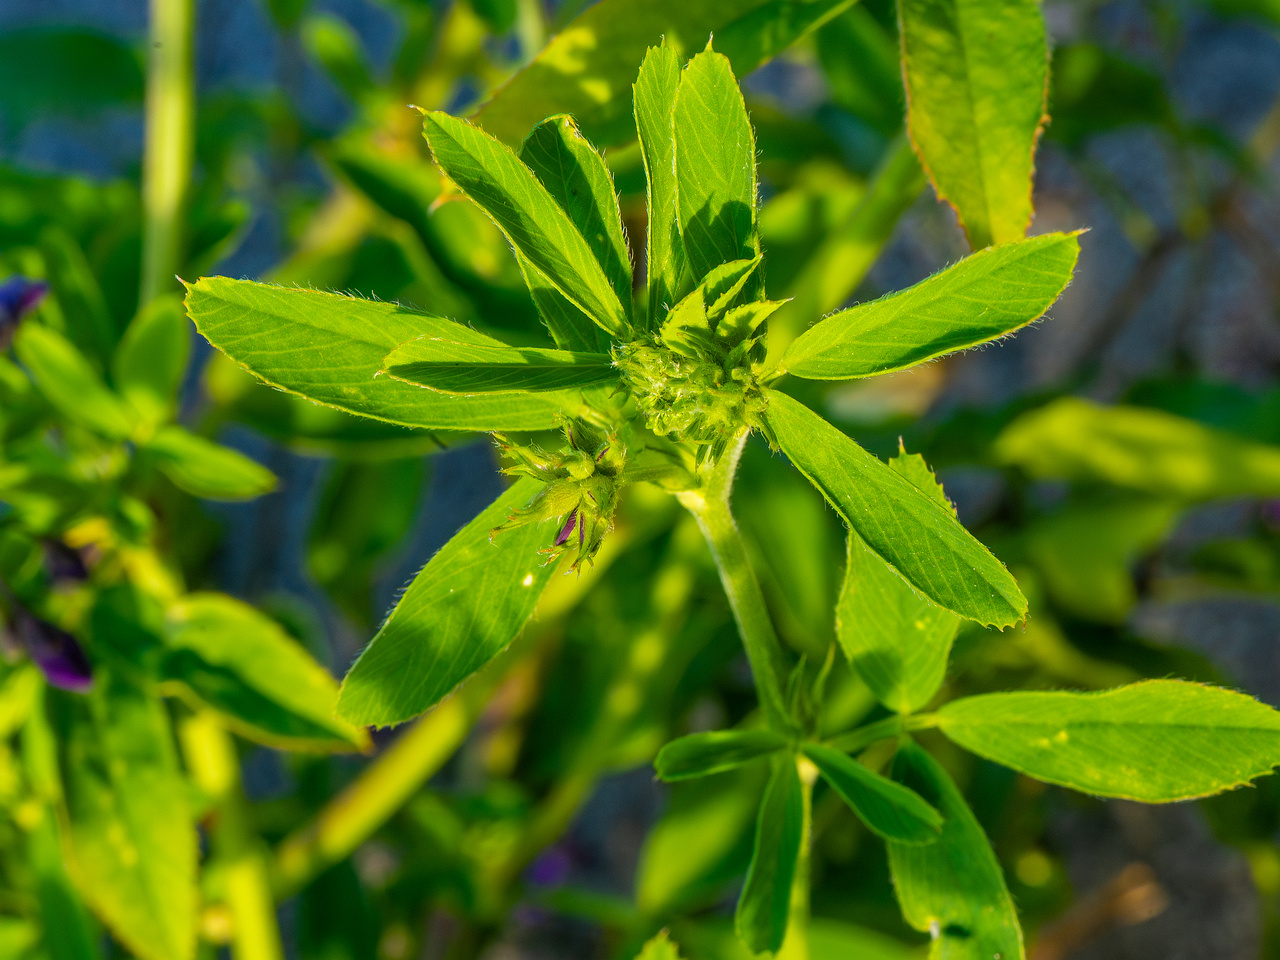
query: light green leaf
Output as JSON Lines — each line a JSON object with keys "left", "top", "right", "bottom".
{"left": 112, "top": 294, "right": 190, "bottom": 425}
{"left": 422, "top": 111, "right": 629, "bottom": 338}
{"left": 13, "top": 323, "right": 136, "bottom": 440}
{"left": 514, "top": 247, "right": 603, "bottom": 353}
{"left": 776, "top": 233, "right": 1078, "bottom": 380}
{"left": 887, "top": 742, "right": 1023, "bottom": 960}
{"left": 383, "top": 337, "right": 617, "bottom": 394}
{"left": 184, "top": 277, "right": 590, "bottom": 432}
{"left": 735, "top": 757, "right": 803, "bottom": 955}
{"left": 994, "top": 396, "right": 1280, "bottom": 500}
{"left": 674, "top": 47, "right": 760, "bottom": 289}
{"left": 635, "top": 45, "right": 685, "bottom": 327}
{"left": 520, "top": 114, "right": 632, "bottom": 335}
{"left": 764, "top": 390, "right": 1025, "bottom": 627}
{"left": 656, "top": 729, "right": 789, "bottom": 781}
{"left": 475, "top": 0, "right": 854, "bottom": 148}
{"left": 937, "top": 680, "right": 1280, "bottom": 802}
{"left": 807, "top": 919, "right": 925, "bottom": 960}
{"left": 635, "top": 930, "right": 684, "bottom": 960}
{"left": 802, "top": 743, "right": 941, "bottom": 843}
{"left": 899, "top": 0, "right": 1048, "bottom": 249}
{"left": 52, "top": 676, "right": 198, "bottom": 960}
{"left": 838, "top": 534, "right": 959, "bottom": 715}
{"left": 337, "top": 477, "right": 557, "bottom": 727}
{"left": 162, "top": 593, "right": 366, "bottom": 751}
{"left": 142, "top": 425, "right": 277, "bottom": 501}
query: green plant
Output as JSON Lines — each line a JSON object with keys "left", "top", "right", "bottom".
{"left": 181, "top": 25, "right": 1280, "bottom": 960}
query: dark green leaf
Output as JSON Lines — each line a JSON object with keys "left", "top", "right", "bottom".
{"left": 336, "top": 477, "right": 558, "bottom": 727}
{"left": 162, "top": 593, "right": 366, "bottom": 751}
{"left": 184, "top": 277, "right": 591, "bottom": 431}
{"left": 674, "top": 47, "right": 760, "bottom": 288}
{"left": 143, "top": 426, "right": 277, "bottom": 501}
{"left": 52, "top": 676, "right": 198, "bottom": 960}
{"left": 887, "top": 742, "right": 1023, "bottom": 960}
{"left": 13, "top": 323, "right": 136, "bottom": 439}
{"left": 899, "top": 0, "right": 1048, "bottom": 248}
{"left": 803, "top": 743, "right": 941, "bottom": 843}
{"left": 655, "top": 729, "right": 789, "bottom": 781}
{"left": 383, "top": 338, "right": 617, "bottom": 393}
{"left": 937, "top": 680, "right": 1280, "bottom": 801}
{"left": 735, "top": 757, "right": 804, "bottom": 955}
{"left": 764, "top": 390, "right": 1026, "bottom": 627}
{"left": 422, "top": 111, "right": 630, "bottom": 337}
{"left": 776, "top": 233, "right": 1079, "bottom": 380}
{"left": 634, "top": 45, "right": 685, "bottom": 327}
{"left": 0, "top": 28, "right": 143, "bottom": 123}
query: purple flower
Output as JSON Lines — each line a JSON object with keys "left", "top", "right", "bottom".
{"left": 526, "top": 846, "right": 573, "bottom": 888}
{"left": 16, "top": 609, "right": 93, "bottom": 693}
{"left": 0, "top": 276, "right": 49, "bottom": 338}
{"left": 554, "top": 509, "right": 578, "bottom": 547}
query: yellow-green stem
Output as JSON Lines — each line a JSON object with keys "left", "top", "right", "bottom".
{"left": 180, "top": 712, "right": 283, "bottom": 960}
{"left": 678, "top": 432, "right": 794, "bottom": 732}
{"left": 140, "top": 0, "right": 195, "bottom": 306}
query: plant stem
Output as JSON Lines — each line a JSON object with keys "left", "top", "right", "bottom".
{"left": 678, "top": 432, "right": 794, "bottom": 733}
{"left": 825, "top": 713, "right": 938, "bottom": 754}
{"left": 140, "top": 0, "right": 195, "bottom": 306}
{"left": 179, "top": 712, "right": 283, "bottom": 960}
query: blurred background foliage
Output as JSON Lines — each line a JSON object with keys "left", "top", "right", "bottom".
{"left": 2, "top": 0, "right": 1280, "bottom": 958}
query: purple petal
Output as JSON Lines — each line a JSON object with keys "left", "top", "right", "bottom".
{"left": 17, "top": 611, "right": 93, "bottom": 693}
{"left": 44, "top": 541, "right": 88, "bottom": 582}
{"left": 526, "top": 846, "right": 573, "bottom": 888}
{"left": 0, "top": 276, "right": 49, "bottom": 327}
{"left": 554, "top": 509, "right": 578, "bottom": 547}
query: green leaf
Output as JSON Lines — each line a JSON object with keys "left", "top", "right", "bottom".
{"left": 635, "top": 930, "right": 684, "bottom": 960}
{"left": 422, "top": 111, "right": 630, "bottom": 338}
{"left": 887, "top": 743, "right": 1023, "bottom": 960}
{"left": 112, "top": 295, "right": 191, "bottom": 425}
{"left": 994, "top": 396, "right": 1280, "bottom": 500}
{"left": 735, "top": 757, "right": 803, "bottom": 955}
{"left": 634, "top": 45, "right": 685, "bottom": 327}
{"left": 13, "top": 323, "right": 136, "bottom": 440}
{"left": 520, "top": 114, "right": 632, "bottom": 336}
{"left": 764, "top": 390, "right": 1025, "bottom": 627}
{"left": 162, "top": 593, "right": 366, "bottom": 751}
{"left": 802, "top": 743, "right": 942, "bottom": 843}
{"left": 816, "top": 8, "right": 904, "bottom": 135}
{"left": 184, "top": 277, "right": 590, "bottom": 432}
{"left": 674, "top": 47, "right": 760, "bottom": 289}
{"left": 475, "top": 0, "right": 855, "bottom": 148}
{"left": 656, "top": 729, "right": 789, "bottom": 781}
{"left": 383, "top": 337, "right": 617, "bottom": 394}
{"left": 775, "top": 233, "right": 1079, "bottom": 380}
{"left": 513, "top": 248, "right": 603, "bottom": 352}
{"left": 937, "top": 680, "right": 1280, "bottom": 802}
{"left": 142, "top": 426, "right": 277, "bottom": 501}
{"left": 52, "top": 676, "right": 198, "bottom": 960}
{"left": 337, "top": 477, "right": 558, "bottom": 727}
{"left": 807, "top": 919, "right": 924, "bottom": 960}
{"left": 898, "top": 0, "right": 1048, "bottom": 249}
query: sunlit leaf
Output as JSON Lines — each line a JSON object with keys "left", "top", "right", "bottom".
{"left": 995, "top": 396, "right": 1280, "bottom": 499}
{"left": 336, "top": 477, "right": 558, "bottom": 727}
{"left": 13, "top": 323, "right": 136, "bottom": 439}
{"left": 765, "top": 390, "right": 1026, "bottom": 627}
{"left": 899, "top": 0, "right": 1048, "bottom": 248}
{"left": 735, "top": 757, "right": 803, "bottom": 955}
{"left": 775, "top": 233, "right": 1078, "bottom": 380}
{"left": 635, "top": 930, "right": 684, "bottom": 960}
{"left": 887, "top": 742, "right": 1023, "bottom": 960}
{"left": 162, "top": 593, "right": 366, "bottom": 751}
{"left": 383, "top": 338, "right": 617, "bottom": 393}
{"left": 142, "top": 426, "right": 277, "bottom": 501}
{"left": 184, "top": 278, "right": 591, "bottom": 432}
{"left": 938, "top": 680, "right": 1280, "bottom": 801}
{"left": 422, "top": 111, "right": 630, "bottom": 338}
{"left": 802, "top": 743, "right": 942, "bottom": 843}
{"left": 634, "top": 45, "right": 685, "bottom": 327}
{"left": 112, "top": 295, "right": 190, "bottom": 425}
{"left": 655, "top": 729, "right": 789, "bottom": 781}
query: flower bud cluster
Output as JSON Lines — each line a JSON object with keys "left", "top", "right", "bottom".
{"left": 492, "top": 420, "right": 625, "bottom": 570}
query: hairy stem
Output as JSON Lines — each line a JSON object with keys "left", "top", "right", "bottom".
{"left": 678, "top": 432, "right": 794, "bottom": 733}
{"left": 140, "top": 0, "right": 195, "bottom": 306}
{"left": 180, "top": 712, "right": 283, "bottom": 960}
